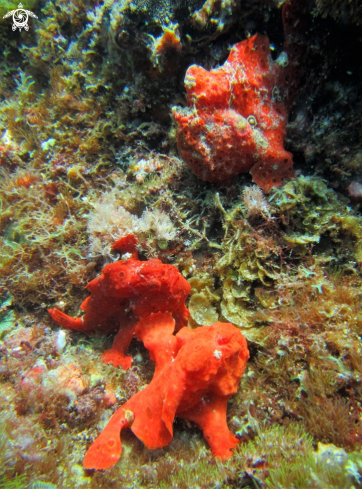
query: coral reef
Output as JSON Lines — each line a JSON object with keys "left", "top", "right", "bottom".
{"left": 0, "top": 167, "right": 89, "bottom": 307}
{"left": 314, "top": 0, "right": 362, "bottom": 25}
{"left": 110, "top": 0, "right": 240, "bottom": 70}
{"left": 87, "top": 190, "right": 177, "bottom": 259}
{"left": 242, "top": 185, "right": 271, "bottom": 219}
{"left": 0, "top": 293, "right": 15, "bottom": 337}
{"left": 1, "top": 0, "right": 362, "bottom": 486}
{"left": 347, "top": 181, "right": 362, "bottom": 201}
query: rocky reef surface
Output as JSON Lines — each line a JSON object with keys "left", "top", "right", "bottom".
{"left": 1, "top": 0, "right": 362, "bottom": 488}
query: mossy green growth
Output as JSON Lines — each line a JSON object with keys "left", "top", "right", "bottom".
{"left": 29, "top": 482, "right": 57, "bottom": 489}
{"left": 158, "top": 239, "right": 168, "bottom": 249}
{"left": 0, "top": 423, "right": 27, "bottom": 489}
{"left": 158, "top": 460, "right": 227, "bottom": 489}
{"left": 0, "top": 293, "right": 15, "bottom": 339}
{"left": 269, "top": 175, "right": 362, "bottom": 262}
{"left": 233, "top": 423, "right": 315, "bottom": 487}
{"left": 0, "top": 474, "right": 27, "bottom": 489}
{"left": 0, "top": 1, "right": 39, "bottom": 19}
{"left": 233, "top": 423, "right": 362, "bottom": 489}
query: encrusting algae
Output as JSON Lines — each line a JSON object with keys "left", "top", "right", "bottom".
{"left": 1, "top": 0, "right": 362, "bottom": 487}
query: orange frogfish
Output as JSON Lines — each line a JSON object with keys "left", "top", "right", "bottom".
{"left": 83, "top": 312, "right": 249, "bottom": 470}
{"left": 48, "top": 235, "right": 190, "bottom": 370}
{"left": 172, "top": 0, "right": 307, "bottom": 190}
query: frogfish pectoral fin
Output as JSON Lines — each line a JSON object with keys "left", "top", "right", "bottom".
{"left": 48, "top": 308, "right": 86, "bottom": 331}
{"left": 83, "top": 408, "right": 134, "bottom": 470}
{"left": 101, "top": 323, "right": 136, "bottom": 370}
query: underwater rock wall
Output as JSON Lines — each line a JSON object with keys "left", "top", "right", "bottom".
{"left": 1, "top": 0, "right": 362, "bottom": 487}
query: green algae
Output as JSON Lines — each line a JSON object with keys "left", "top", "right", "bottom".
{"left": 0, "top": 475, "right": 27, "bottom": 489}
{"left": 0, "top": 423, "right": 27, "bottom": 489}
{"left": 0, "top": 1, "right": 39, "bottom": 19}
{"left": 0, "top": 293, "right": 15, "bottom": 339}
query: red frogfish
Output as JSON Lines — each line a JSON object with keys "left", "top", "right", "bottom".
{"left": 83, "top": 312, "right": 249, "bottom": 470}
{"left": 172, "top": 0, "right": 305, "bottom": 190}
{"left": 48, "top": 235, "right": 190, "bottom": 370}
